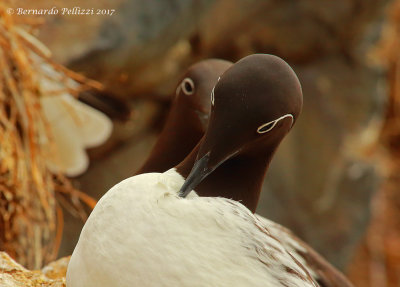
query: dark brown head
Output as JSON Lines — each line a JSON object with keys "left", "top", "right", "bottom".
{"left": 179, "top": 54, "right": 303, "bottom": 197}
{"left": 137, "top": 59, "right": 233, "bottom": 174}
{"left": 173, "top": 59, "right": 234, "bottom": 129}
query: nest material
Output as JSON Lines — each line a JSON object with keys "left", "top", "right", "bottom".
{"left": 0, "top": 4, "right": 97, "bottom": 269}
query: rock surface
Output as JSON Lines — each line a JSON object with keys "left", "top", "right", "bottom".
{"left": 0, "top": 252, "right": 67, "bottom": 287}
{"left": 348, "top": 1, "right": 400, "bottom": 285}
{"left": 14, "top": 0, "right": 216, "bottom": 97}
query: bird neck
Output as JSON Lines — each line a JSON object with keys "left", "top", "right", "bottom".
{"left": 176, "top": 143, "right": 276, "bottom": 213}
{"left": 137, "top": 101, "right": 205, "bottom": 174}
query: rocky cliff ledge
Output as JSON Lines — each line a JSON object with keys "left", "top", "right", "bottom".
{"left": 0, "top": 252, "right": 68, "bottom": 287}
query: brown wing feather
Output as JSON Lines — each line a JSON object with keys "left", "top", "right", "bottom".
{"left": 261, "top": 218, "right": 354, "bottom": 287}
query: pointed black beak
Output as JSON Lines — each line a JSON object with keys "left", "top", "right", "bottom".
{"left": 178, "top": 153, "right": 212, "bottom": 198}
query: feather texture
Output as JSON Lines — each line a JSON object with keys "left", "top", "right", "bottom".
{"left": 67, "top": 169, "right": 317, "bottom": 287}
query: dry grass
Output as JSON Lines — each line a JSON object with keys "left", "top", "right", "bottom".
{"left": 0, "top": 3, "right": 97, "bottom": 269}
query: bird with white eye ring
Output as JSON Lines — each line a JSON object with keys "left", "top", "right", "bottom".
{"left": 137, "top": 59, "right": 233, "bottom": 174}
{"left": 67, "top": 54, "right": 354, "bottom": 287}
{"left": 177, "top": 54, "right": 303, "bottom": 206}
{"left": 142, "top": 55, "right": 353, "bottom": 287}
{"left": 175, "top": 54, "right": 353, "bottom": 286}
{"left": 132, "top": 55, "right": 349, "bottom": 286}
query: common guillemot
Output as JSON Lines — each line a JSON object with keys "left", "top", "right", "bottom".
{"left": 176, "top": 54, "right": 353, "bottom": 287}
{"left": 67, "top": 54, "right": 352, "bottom": 287}
{"left": 137, "top": 59, "right": 233, "bottom": 174}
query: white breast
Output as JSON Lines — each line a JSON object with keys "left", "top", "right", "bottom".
{"left": 67, "top": 169, "right": 316, "bottom": 287}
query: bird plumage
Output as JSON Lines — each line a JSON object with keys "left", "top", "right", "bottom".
{"left": 67, "top": 169, "right": 317, "bottom": 287}
{"left": 67, "top": 54, "right": 353, "bottom": 287}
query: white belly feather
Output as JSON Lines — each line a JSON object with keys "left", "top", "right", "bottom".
{"left": 67, "top": 169, "right": 316, "bottom": 287}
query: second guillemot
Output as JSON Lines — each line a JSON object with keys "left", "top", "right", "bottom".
{"left": 137, "top": 59, "right": 233, "bottom": 174}
{"left": 67, "top": 54, "right": 351, "bottom": 287}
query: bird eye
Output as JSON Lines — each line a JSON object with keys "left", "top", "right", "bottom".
{"left": 181, "top": 78, "right": 195, "bottom": 95}
{"left": 257, "top": 114, "right": 294, "bottom": 134}
{"left": 211, "top": 86, "right": 215, "bottom": 106}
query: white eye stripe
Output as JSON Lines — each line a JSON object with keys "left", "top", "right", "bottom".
{"left": 257, "top": 114, "right": 294, "bottom": 134}
{"left": 211, "top": 77, "right": 220, "bottom": 105}
{"left": 181, "top": 78, "right": 195, "bottom": 95}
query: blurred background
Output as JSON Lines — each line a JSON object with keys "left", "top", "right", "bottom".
{"left": 2, "top": 0, "right": 400, "bottom": 286}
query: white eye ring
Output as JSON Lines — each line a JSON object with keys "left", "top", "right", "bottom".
{"left": 257, "top": 114, "right": 294, "bottom": 134}
{"left": 181, "top": 78, "right": 195, "bottom": 95}
{"left": 211, "top": 86, "right": 215, "bottom": 106}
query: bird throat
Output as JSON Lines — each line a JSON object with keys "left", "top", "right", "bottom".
{"left": 176, "top": 143, "right": 274, "bottom": 213}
